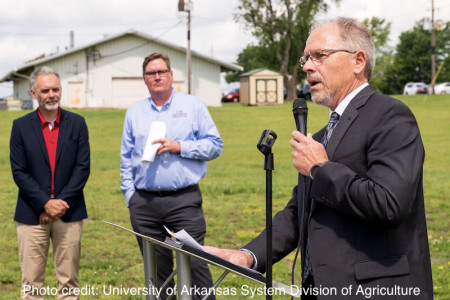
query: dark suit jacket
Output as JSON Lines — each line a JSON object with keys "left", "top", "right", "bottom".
{"left": 10, "top": 109, "right": 90, "bottom": 225}
{"left": 245, "top": 86, "right": 433, "bottom": 299}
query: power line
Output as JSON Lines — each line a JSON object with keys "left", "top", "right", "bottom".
{"left": 192, "top": 15, "right": 228, "bottom": 23}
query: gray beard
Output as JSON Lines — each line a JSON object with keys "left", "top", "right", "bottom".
{"left": 43, "top": 102, "right": 59, "bottom": 111}
{"left": 312, "top": 90, "right": 332, "bottom": 108}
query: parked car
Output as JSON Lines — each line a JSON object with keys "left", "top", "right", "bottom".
{"left": 432, "top": 82, "right": 450, "bottom": 94}
{"left": 297, "top": 84, "right": 311, "bottom": 100}
{"left": 284, "top": 85, "right": 311, "bottom": 100}
{"left": 403, "top": 82, "right": 428, "bottom": 95}
{"left": 221, "top": 88, "right": 239, "bottom": 102}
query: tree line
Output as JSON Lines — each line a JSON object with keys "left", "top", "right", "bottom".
{"left": 226, "top": 0, "right": 450, "bottom": 97}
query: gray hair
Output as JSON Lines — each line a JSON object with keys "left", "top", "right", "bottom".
{"left": 30, "top": 66, "right": 61, "bottom": 89}
{"left": 310, "top": 17, "right": 376, "bottom": 81}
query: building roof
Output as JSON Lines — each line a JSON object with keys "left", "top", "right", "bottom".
{"left": 0, "top": 29, "right": 243, "bottom": 82}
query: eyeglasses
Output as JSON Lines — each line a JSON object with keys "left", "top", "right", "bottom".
{"left": 144, "top": 69, "right": 170, "bottom": 78}
{"left": 300, "top": 49, "right": 357, "bottom": 67}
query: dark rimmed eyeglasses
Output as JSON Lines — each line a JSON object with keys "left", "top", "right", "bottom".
{"left": 300, "top": 49, "right": 357, "bottom": 67}
{"left": 144, "top": 69, "right": 170, "bottom": 78}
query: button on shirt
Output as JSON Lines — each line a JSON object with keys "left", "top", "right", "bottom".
{"left": 120, "top": 89, "right": 224, "bottom": 206}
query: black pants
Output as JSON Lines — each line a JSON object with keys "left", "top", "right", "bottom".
{"left": 129, "top": 185, "right": 215, "bottom": 300}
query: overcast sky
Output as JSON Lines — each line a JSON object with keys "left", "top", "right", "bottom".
{"left": 1, "top": 0, "right": 449, "bottom": 97}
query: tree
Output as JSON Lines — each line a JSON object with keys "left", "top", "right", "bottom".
{"left": 225, "top": 44, "right": 279, "bottom": 83}
{"left": 364, "top": 17, "right": 391, "bottom": 51}
{"left": 232, "top": 0, "right": 340, "bottom": 100}
{"left": 389, "top": 19, "right": 450, "bottom": 93}
{"left": 362, "top": 17, "right": 396, "bottom": 94}
{"left": 395, "top": 21, "right": 432, "bottom": 85}
{"left": 434, "top": 21, "right": 450, "bottom": 83}
{"left": 371, "top": 51, "right": 398, "bottom": 95}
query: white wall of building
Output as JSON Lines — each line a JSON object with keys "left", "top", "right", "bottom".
{"left": 9, "top": 32, "right": 238, "bottom": 109}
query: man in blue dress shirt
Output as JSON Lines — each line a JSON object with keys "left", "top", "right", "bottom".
{"left": 120, "top": 52, "right": 223, "bottom": 299}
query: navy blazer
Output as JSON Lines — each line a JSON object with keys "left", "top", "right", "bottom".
{"left": 10, "top": 109, "right": 90, "bottom": 225}
{"left": 245, "top": 86, "right": 433, "bottom": 299}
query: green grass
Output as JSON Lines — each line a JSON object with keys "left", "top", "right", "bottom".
{"left": 0, "top": 94, "right": 448, "bottom": 299}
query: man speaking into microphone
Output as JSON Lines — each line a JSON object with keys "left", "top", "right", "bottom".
{"left": 205, "top": 17, "right": 433, "bottom": 299}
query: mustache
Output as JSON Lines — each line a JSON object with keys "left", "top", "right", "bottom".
{"left": 307, "top": 75, "right": 323, "bottom": 83}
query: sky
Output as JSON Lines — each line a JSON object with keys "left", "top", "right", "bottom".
{"left": 0, "top": 0, "right": 449, "bottom": 97}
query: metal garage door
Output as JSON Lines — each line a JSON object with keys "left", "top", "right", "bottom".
{"left": 111, "top": 78, "right": 149, "bottom": 109}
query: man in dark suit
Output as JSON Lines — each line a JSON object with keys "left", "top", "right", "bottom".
{"left": 205, "top": 17, "right": 433, "bottom": 299}
{"left": 10, "top": 66, "right": 90, "bottom": 300}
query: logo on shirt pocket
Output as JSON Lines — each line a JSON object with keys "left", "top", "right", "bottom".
{"left": 172, "top": 110, "right": 187, "bottom": 118}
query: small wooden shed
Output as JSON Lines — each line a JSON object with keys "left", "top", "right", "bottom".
{"left": 239, "top": 68, "right": 284, "bottom": 106}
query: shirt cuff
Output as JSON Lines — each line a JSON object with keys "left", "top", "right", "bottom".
{"left": 179, "top": 141, "right": 189, "bottom": 158}
{"left": 125, "top": 189, "right": 135, "bottom": 207}
{"left": 239, "top": 248, "right": 258, "bottom": 269}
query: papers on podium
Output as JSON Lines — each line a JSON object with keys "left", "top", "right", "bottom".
{"left": 104, "top": 221, "right": 300, "bottom": 298}
{"left": 164, "top": 226, "right": 263, "bottom": 276}
{"left": 163, "top": 226, "right": 300, "bottom": 297}
{"left": 164, "top": 226, "right": 204, "bottom": 251}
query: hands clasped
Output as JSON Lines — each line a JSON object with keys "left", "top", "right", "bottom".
{"left": 43, "top": 199, "right": 69, "bottom": 219}
{"left": 290, "top": 131, "right": 328, "bottom": 176}
{"left": 39, "top": 212, "right": 55, "bottom": 224}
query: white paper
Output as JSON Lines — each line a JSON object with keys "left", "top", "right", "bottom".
{"left": 164, "top": 226, "right": 204, "bottom": 251}
{"left": 163, "top": 226, "right": 264, "bottom": 275}
{"left": 142, "top": 121, "right": 166, "bottom": 168}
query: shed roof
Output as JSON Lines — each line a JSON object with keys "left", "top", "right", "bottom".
{"left": 240, "top": 68, "right": 281, "bottom": 77}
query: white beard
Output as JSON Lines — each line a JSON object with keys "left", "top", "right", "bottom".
{"left": 43, "top": 101, "right": 59, "bottom": 111}
{"left": 311, "top": 89, "right": 332, "bottom": 108}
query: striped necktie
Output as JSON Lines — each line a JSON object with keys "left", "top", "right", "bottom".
{"left": 323, "top": 112, "right": 340, "bottom": 147}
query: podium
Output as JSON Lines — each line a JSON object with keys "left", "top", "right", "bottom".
{"left": 104, "top": 221, "right": 300, "bottom": 299}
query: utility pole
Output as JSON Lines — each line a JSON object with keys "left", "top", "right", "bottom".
{"left": 178, "top": 0, "right": 192, "bottom": 94}
{"left": 70, "top": 30, "right": 74, "bottom": 49}
{"left": 431, "top": 0, "right": 436, "bottom": 94}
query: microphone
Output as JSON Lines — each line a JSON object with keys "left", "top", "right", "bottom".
{"left": 291, "top": 98, "right": 309, "bottom": 289}
{"left": 292, "top": 98, "right": 308, "bottom": 135}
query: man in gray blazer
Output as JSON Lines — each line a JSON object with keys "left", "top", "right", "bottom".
{"left": 206, "top": 17, "right": 433, "bottom": 299}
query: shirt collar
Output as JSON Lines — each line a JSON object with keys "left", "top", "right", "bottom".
{"left": 149, "top": 88, "right": 175, "bottom": 111}
{"left": 331, "top": 83, "right": 369, "bottom": 117}
{"left": 37, "top": 108, "right": 61, "bottom": 128}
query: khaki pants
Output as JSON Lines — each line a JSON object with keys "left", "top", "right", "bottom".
{"left": 17, "top": 220, "right": 83, "bottom": 300}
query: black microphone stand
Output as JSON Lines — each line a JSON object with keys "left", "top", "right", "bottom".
{"left": 257, "top": 130, "right": 277, "bottom": 300}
